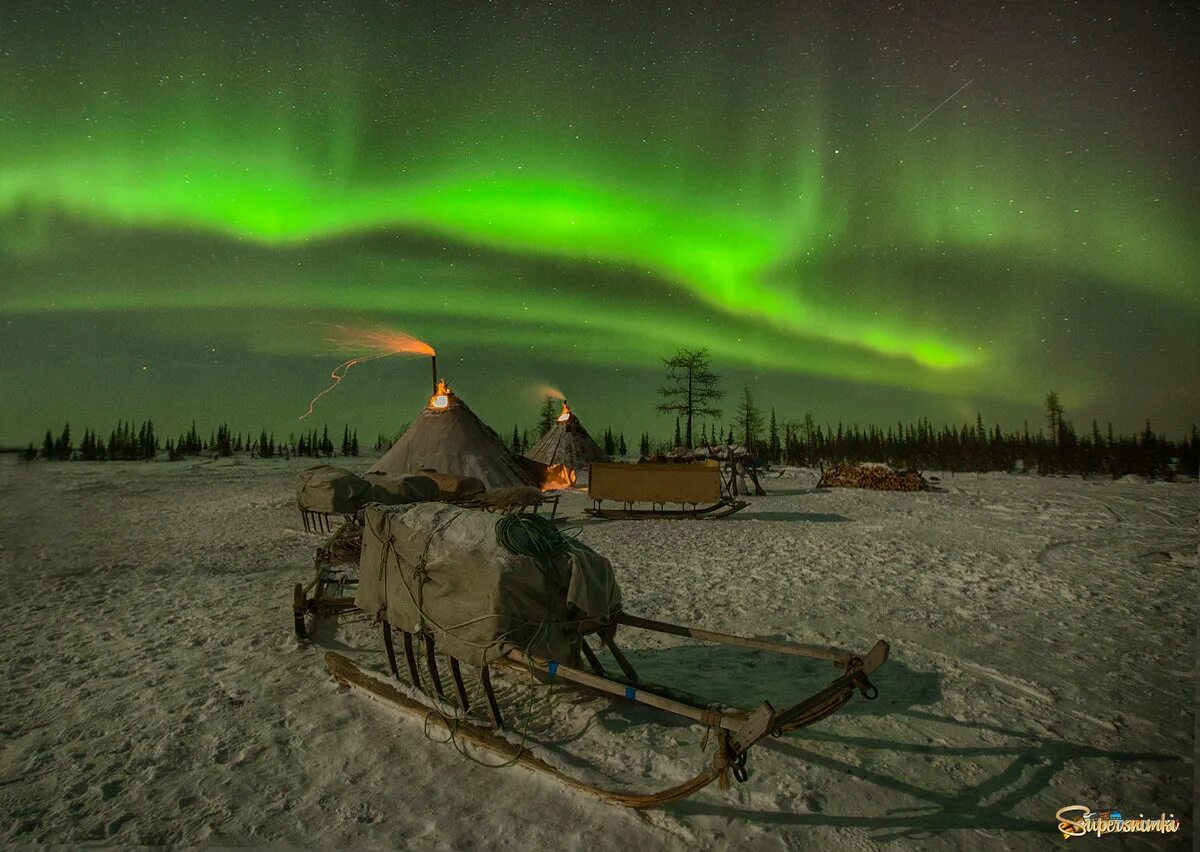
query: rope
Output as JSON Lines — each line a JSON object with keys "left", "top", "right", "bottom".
{"left": 363, "top": 505, "right": 592, "bottom": 770}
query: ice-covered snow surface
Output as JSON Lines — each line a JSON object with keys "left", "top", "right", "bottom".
{"left": 1, "top": 456, "right": 1194, "bottom": 850}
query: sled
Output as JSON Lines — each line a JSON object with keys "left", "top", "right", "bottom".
{"left": 293, "top": 520, "right": 362, "bottom": 638}
{"left": 326, "top": 611, "right": 888, "bottom": 808}
{"left": 584, "top": 461, "right": 749, "bottom": 520}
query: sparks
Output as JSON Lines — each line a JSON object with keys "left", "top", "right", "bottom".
{"left": 300, "top": 324, "right": 435, "bottom": 420}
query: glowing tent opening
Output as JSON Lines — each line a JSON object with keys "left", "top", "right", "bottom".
{"left": 557, "top": 401, "right": 572, "bottom": 423}
{"left": 430, "top": 378, "right": 452, "bottom": 410}
{"left": 540, "top": 463, "right": 577, "bottom": 491}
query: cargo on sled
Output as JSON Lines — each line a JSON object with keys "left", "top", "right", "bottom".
{"left": 303, "top": 502, "right": 888, "bottom": 808}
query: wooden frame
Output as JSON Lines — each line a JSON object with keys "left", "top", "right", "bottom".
{"left": 324, "top": 610, "right": 888, "bottom": 808}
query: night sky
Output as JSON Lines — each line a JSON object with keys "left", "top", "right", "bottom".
{"left": 1, "top": 1, "right": 1196, "bottom": 444}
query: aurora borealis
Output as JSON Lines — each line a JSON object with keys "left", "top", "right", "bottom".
{"left": 1, "top": 2, "right": 1196, "bottom": 442}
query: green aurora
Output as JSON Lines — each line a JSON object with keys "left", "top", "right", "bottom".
{"left": 0, "top": 2, "right": 1196, "bottom": 441}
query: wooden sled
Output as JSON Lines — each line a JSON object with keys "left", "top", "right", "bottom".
{"left": 585, "top": 461, "right": 749, "bottom": 521}
{"left": 325, "top": 611, "right": 888, "bottom": 808}
{"left": 293, "top": 521, "right": 362, "bottom": 638}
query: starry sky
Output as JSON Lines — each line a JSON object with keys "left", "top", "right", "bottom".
{"left": 1, "top": 1, "right": 1196, "bottom": 444}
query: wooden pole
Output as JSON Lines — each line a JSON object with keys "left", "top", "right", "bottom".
{"left": 506, "top": 648, "right": 745, "bottom": 732}
{"left": 615, "top": 613, "right": 853, "bottom": 665}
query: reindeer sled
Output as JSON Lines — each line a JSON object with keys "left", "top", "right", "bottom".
{"left": 584, "top": 461, "right": 749, "bottom": 520}
{"left": 299, "top": 502, "right": 888, "bottom": 808}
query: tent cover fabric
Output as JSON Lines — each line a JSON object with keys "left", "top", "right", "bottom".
{"left": 369, "top": 388, "right": 538, "bottom": 489}
{"left": 355, "top": 503, "right": 622, "bottom": 668}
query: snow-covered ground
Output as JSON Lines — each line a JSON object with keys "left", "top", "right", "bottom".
{"left": 0, "top": 456, "right": 1194, "bottom": 849}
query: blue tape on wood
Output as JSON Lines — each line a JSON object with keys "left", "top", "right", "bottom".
{"left": 625, "top": 686, "right": 636, "bottom": 701}
{"left": 547, "top": 661, "right": 558, "bottom": 676}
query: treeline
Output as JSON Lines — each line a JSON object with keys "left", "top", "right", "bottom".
{"left": 771, "top": 413, "right": 1198, "bottom": 480}
{"left": 23, "top": 397, "right": 1199, "bottom": 481}
{"left": 25, "top": 421, "right": 364, "bottom": 462}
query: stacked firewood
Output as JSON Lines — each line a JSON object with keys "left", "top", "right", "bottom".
{"left": 816, "top": 464, "right": 928, "bottom": 492}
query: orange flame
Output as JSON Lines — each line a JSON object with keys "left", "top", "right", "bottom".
{"left": 300, "top": 323, "right": 435, "bottom": 420}
{"left": 556, "top": 401, "right": 572, "bottom": 423}
{"left": 541, "top": 463, "right": 576, "bottom": 491}
{"left": 429, "top": 378, "right": 452, "bottom": 410}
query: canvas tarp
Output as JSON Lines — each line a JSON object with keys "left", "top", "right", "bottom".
{"left": 355, "top": 503, "right": 621, "bottom": 667}
{"left": 363, "top": 472, "right": 441, "bottom": 505}
{"left": 295, "top": 465, "right": 372, "bottom": 514}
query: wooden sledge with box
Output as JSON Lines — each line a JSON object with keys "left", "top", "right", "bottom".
{"left": 585, "top": 461, "right": 748, "bottom": 519}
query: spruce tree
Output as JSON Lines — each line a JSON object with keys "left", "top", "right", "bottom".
{"left": 537, "top": 397, "right": 558, "bottom": 437}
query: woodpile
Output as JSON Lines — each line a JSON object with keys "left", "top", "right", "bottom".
{"left": 817, "top": 464, "right": 928, "bottom": 492}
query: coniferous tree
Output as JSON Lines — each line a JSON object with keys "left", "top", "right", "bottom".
{"left": 618, "top": 433, "right": 627, "bottom": 456}
{"left": 511, "top": 425, "right": 521, "bottom": 453}
{"left": 603, "top": 427, "right": 615, "bottom": 457}
{"left": 522, "top": 429, "right": 530, "bottom": 452}
{"left": 537, "top": 397, "right": 559, "bottom": 437}
{"left": 42, "top": 429, "right": 54, "bottom": 460}
{"left": 351, "top": 430, "right": 359, "bottom": 456}
{"left": 673, "top": 417, "right": 682, "bottom": 448}
{"left": 56, "top": 423, "right": 72, "bottom": 460}
{"left": 639, "top": 432, "right": 650, "bottom": 457}
{"left": 734, "top": 386, "right": 763, "bottom": 453}
{"left": 767, "top": 408, "right": 781, "bottom": 462}
{"left": 656, "top": 348, "right": 724, "bottom": 448}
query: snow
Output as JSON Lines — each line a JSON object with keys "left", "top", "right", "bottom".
{"left": 0, "top": 457, "right": 1194, "bottom": 849}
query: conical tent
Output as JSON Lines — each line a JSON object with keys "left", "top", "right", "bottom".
{"left": 526, "top": 401, "right": 609, "bottom": 469}
{"left": 370, "top": 380, "right": 538, "bottom": 489}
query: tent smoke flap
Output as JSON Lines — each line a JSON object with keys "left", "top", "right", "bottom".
{"left": 355, "top": 503, "right": 622, "bottom": 668}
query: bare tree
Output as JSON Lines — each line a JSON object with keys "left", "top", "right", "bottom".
{"left": 656, "top": 348, "right": 723, "bottom": 448}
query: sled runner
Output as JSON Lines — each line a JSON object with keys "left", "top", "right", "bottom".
{"left": 298, "top": 503, "right": 888, "bottom": 807}
{"left": 584, "top": 461, "right": 748, "bottom": 520}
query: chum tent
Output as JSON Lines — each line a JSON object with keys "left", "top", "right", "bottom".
{"left": 369, "top": 380, "right": 539, "bottom": 490}
{"left": 526, "top": 401, "right": 609, "bottom": 470}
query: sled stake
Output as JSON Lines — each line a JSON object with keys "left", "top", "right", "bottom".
{"left": 402, "top": 630, "right": 421, "bottom": 690}
{"left": 382, "top": 623, "right": 400, "bottom": 680}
